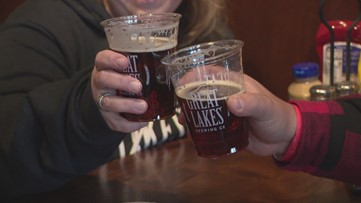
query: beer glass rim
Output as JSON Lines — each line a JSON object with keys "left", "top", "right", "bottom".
{"left": 100, "top": 13, "right": 182, "bottom": 27}
{"left": 161, "top": 40, "right": 244, "bottom": 67}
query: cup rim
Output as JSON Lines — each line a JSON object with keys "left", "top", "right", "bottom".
{"left": 161, "top": 40, "right": 244, "bottom": 67}
{"left": 100, "top": 13, "right": 182, "bottom": 27}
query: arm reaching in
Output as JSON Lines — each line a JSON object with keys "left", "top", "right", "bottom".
{"left": 227, "top": 74, "right": 361, "bottom": 184}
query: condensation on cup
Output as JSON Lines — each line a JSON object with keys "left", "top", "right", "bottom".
{"left": 162, "top": 40, "right": 249, "bottom": 158}
{"left": 101, "top": 13, "right": 181, "bottom": 122}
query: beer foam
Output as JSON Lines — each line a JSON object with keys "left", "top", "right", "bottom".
{"left": 176, "top": 80, "right": 244, "bottom": 101}
{"left": 105, "top": 24, "right": 178, "bottom": 53}
{"left": 111, "top": 36, "right": 176, "bottom": 53}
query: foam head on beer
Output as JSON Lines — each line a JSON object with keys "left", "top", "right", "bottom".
{"left": 101, "top": 13, "right": 180, "bottom": 53}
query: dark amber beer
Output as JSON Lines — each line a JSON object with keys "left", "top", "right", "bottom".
{"left": 114, "top": 43, "right": 176, "bottom": 121}
{"left": 101, "top": 13, "right": 181, "bottom": 122}
{"left": 176, "top": 80, "right": 248, "bottom": 158}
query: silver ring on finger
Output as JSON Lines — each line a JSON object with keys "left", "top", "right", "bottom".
{"left": 98, "top": 93, "right": 112, "bottom": 112}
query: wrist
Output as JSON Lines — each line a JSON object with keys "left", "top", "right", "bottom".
{"left": 274, "top": 104, "right": 302, "bottom": 161}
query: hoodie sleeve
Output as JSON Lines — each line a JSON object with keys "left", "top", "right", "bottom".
{"left": 0, "top": 3, "right": 125, "bottom": 198}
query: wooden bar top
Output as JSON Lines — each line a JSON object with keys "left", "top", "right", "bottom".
{"left": 16, "top": 137, "right": 361, "bottom": 203}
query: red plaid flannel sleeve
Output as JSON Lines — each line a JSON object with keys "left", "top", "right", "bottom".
{"left": 275, "top": 95, "right": 361, "bottom": 184}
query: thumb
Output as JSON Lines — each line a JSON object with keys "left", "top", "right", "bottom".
{"left": 227, "top": 92, "right": 272, "bottom": 120}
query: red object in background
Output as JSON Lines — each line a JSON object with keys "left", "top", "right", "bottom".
{"left": 316, "top": 21, "right": 361, "bottom": 84}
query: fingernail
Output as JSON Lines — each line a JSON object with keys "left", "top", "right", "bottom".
{"left": 128, "top": 81, "right": 142, "bottom": 92}
{"left": 135, "top": 101, "right": 147, "bottom": 112}
{"left": 115, "top": 58, "right": 127, "bottom": 67}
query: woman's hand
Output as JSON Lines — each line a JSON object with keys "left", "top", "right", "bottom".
{"left": 91, "top": 50, "right": 148, "bottom": 133}
{"left": 227, "top": 74, "right": 297, "bottom": 157}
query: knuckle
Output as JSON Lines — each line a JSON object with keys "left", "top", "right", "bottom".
{"left": 93, "top": 74, "right": 102, "bottom": 86}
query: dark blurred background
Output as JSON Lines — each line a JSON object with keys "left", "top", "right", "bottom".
{"left": 1, "top": 0, "right": 359, "bottom": 100}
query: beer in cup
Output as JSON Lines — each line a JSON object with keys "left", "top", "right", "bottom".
{"left": 162, "top": 40, "right": 248, "bottom": 158}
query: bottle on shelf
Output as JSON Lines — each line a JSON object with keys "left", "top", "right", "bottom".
{"left": 316, "top": 20, "right": 361, "bottom": 85}
{"left": 288, "top": 62, "right": 322, "bottom": 101}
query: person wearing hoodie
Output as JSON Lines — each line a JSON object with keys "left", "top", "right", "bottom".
{"left": 0, "top": 0, "right": 233, "bottom": 198}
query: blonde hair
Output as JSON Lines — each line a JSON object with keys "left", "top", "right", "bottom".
{"left": 176, "top": 0, "right": 228, "bottom": 47}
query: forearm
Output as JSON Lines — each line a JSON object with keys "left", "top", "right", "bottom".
{"left": 0, "top": 70, "right": 125, "bottom": 197}
{"left": 275, "top": 96, "right": 361, "bottom": 184}
{"left": 0, "top": 31, "right": 123, "bottom": 197}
